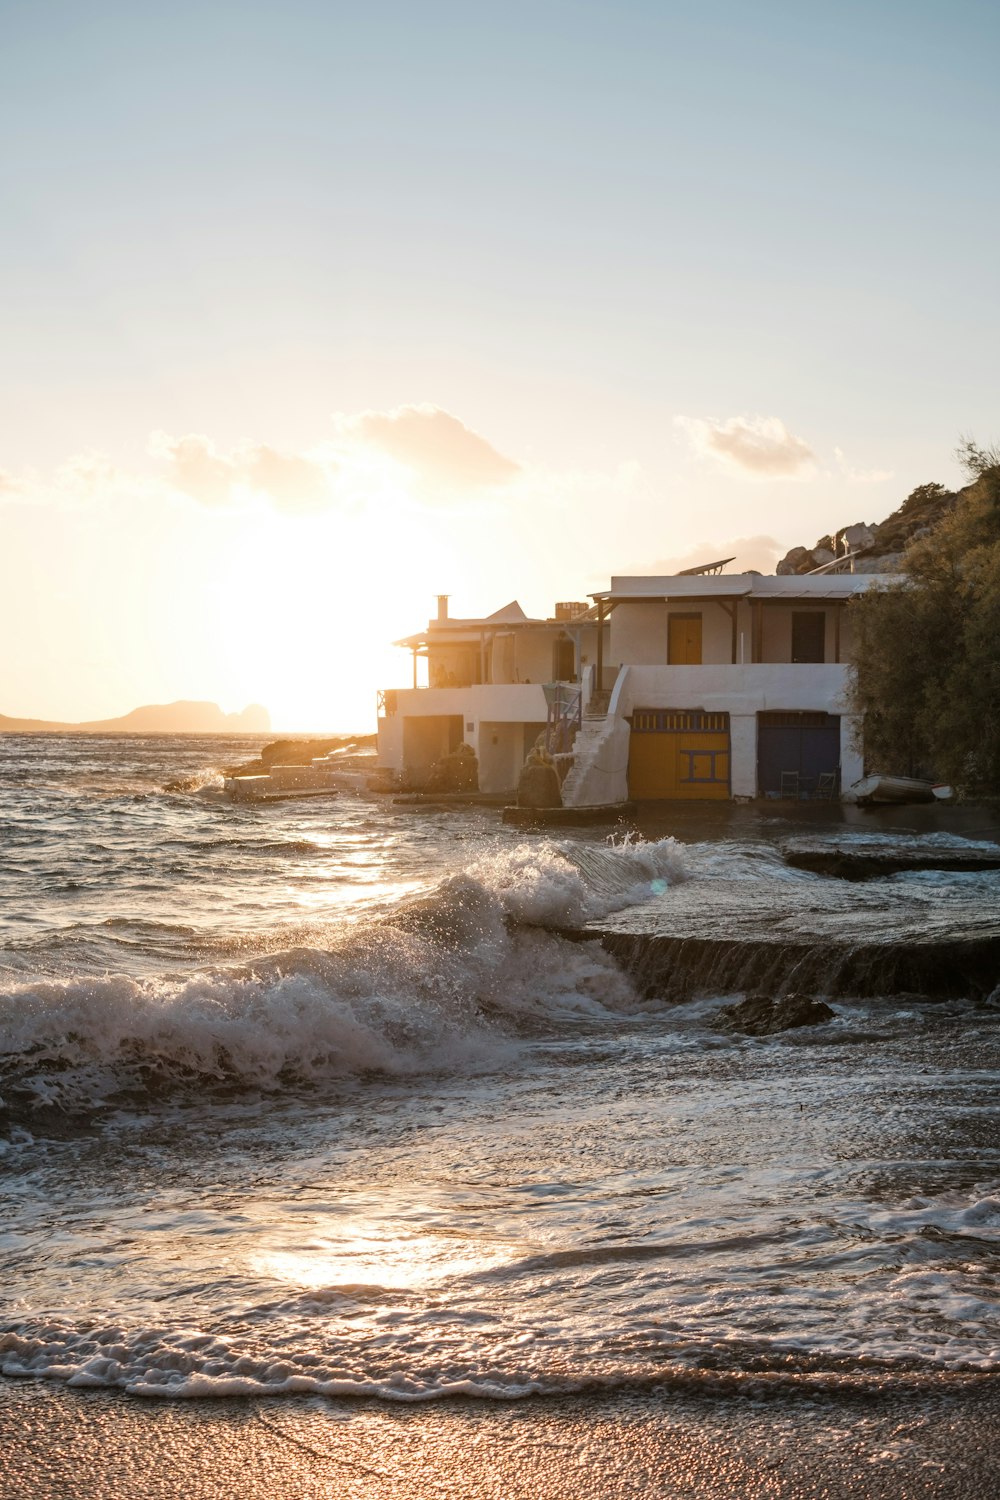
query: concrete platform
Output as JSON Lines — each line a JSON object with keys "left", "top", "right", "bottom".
{"left": 564, "top": 872, "right": 1000, "bottom": 1000}
{"left": 781, "top": 837, "right": 1000, "bottom": 879}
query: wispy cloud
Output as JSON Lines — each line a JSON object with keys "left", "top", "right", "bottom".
{"left": 0, "top": 468, "right": 21, "bottom": 496}
{"left": 148, "top": 432, "right": 331, "bottom": 512}
{"left": 336, "top": 404, "right": 520, "bottom": 489}
{"left": 55, "top": 451, "right": 122, "bottom": 496}
{"left": 676, "top": 414, "right": 817, "bottom": 478}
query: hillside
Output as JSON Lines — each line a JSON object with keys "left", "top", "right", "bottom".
{"left": 0, "top": 701, "right": 271, "bottom": 734}
{"left": 776, "top": 482, "right": 961, "bottom": 574}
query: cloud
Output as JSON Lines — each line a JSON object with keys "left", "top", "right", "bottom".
{"left": 242, "top": 445, "right": 330, "bottom": 509}
{"left": 55, "top": 450, "right": 122, "bottom": 496}
{"left": 629, "top": 534, "right": 784, "bottom": 576}
{"left": 149, "top": 432, "right": 330, "bottom": 512}
{"left": 676, "top": 414, "right": 817, "bottom": 478}
{"left": 0, "top": 468, "right": 21, "bottom": 495}
{"left": 336, "top": 404, "right": 520, "bottom": 488}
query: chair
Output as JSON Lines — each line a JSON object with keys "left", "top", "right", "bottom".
{"left": 780, "top": 770, "right": 800, "bottom": 799}
{"left": 816, "top": 771, "right": 838, "bottom": 801}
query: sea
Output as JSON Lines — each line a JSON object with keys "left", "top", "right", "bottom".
{"left": 1, "top": 734, "right": 999, "bottom": 1406}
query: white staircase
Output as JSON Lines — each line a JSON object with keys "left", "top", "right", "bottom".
{"left": 560, "top": 709, "right": 631, "bottom": 807}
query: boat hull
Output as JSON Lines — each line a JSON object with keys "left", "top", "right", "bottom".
{"left": 848, "top": 775, "right": 936, "bottom": 805}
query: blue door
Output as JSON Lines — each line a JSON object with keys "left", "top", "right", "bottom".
{"left": 757, "top": 713, "right": 840, "bottom": 795}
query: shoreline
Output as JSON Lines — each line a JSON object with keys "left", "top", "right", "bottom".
{"left": 3, "top": 1378, "right": 1000, "bottom": 1499}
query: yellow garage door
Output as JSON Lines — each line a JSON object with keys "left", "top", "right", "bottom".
{"left": 628, "top": 709, "right": 730, "bottom": 800}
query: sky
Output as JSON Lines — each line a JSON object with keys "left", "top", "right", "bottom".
{"left": 2, "top": 0, "right": 998, "bottom": 730}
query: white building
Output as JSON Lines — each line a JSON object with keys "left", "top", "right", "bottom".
{"left": 377, "top": 569, "right": 899, "bottom": 802}
{"left": 376, "top": 596, "right": 604, "bottom": 794}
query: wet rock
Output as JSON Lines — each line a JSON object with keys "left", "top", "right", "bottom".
{"left": 713, "top": 993, "right": 835, "bottom": 1036}
{"left": 782, "top": 840, "right": 1000, "bottom": 879}
{"left": 223, "top": 734, "right": 376, "bottom": 779}
{"left": 517, "top": 749, "right": 563, "bottom": 809}
{"left": 427, "top": 742, "right": 479, "bottom": 792}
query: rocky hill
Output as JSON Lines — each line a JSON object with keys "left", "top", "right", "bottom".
{"left": 0, "top": 701, "right": 271, "bottom": 734}
{"left": 776, "top": 482, "right": 960, "bottom": 575}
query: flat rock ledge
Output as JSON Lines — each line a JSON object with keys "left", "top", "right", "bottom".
{"left": 782, "top": 839, "right": 1000, "bottom": 880}
{"left": 556, "top": 875, "right": 1000, "bottom": 1000}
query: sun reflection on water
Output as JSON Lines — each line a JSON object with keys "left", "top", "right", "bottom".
{"left": 256, "top": 1224, "right": 505, "bottom": 1292}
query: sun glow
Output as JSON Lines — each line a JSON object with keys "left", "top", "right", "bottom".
{"left": 209, "top": 475, "right": 468, "bottom": 731}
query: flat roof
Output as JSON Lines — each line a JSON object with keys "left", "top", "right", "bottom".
{"left": 592, "top": 573, "right": 902, "bottom": 603}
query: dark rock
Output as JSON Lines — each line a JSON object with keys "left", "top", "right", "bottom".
{"left": 223, "top": 734, "right": 375, "bottom": 779}
{"left": 426, "top": 742, "right": 479, "bottom": 792}
{"left": 713, "top": 993, "right": 835, "bottom": 1036}
{"left": 517, "top": 751, "right": 563, "bottom": 808}
{"left": 776, "top": 546, "right": 810, "bottom": 576}
{"left": 782, "top": 842, "right": 1000, "bottom": 880}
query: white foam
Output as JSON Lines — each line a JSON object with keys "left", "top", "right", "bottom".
{"left": 1, "top": 837, "right": 686, "bottom": 1110}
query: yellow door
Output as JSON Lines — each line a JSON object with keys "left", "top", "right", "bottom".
{"left": 628, "top": 711, "right": 730, "bottom": 799}
{"left": 674, "top": 731, "right": 730, "bottom": 798}
{"left": 668, "top": 614, "right": 702, "bottom": 664}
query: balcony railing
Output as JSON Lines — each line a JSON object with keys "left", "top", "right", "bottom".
{"left": 543, "top": 682, "right": 582, "bottom": 753}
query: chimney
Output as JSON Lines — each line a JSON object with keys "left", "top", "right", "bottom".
{"left": 436, "top": 594, "right": 450, "bottom": 622}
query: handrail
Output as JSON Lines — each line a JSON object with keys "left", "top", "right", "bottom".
{"left": 543, "top": 682, "right": 582, "bottom": 754}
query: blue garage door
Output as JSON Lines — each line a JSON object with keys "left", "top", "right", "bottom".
{"left": 757, "top": 712, "right": 840, "bottom": 795}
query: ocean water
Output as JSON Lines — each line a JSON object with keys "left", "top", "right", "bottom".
{"left": 1, "top": 734, "right": 999, "bottom": 1403}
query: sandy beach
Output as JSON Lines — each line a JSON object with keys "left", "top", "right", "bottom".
{"left": 4, "top": 1379, "right": 1000, "bottom": 1499}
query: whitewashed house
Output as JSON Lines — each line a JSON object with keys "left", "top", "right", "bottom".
{"left": 377, "top": 567, "right": 900, "bottom": 802}
{"left": 376, "top": 596, "right": 605, "bottom": 794}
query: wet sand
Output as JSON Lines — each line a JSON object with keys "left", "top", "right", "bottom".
{"left": 3, "top": 1379, "right": 999, "bottom": 1499}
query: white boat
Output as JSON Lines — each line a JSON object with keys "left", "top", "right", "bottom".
{"left": 848, "top": 775, "right": 936, "bottom": 805}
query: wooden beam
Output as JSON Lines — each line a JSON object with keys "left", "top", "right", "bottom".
{"left": 715, "top": 600, "right": 738, "bottom": 664}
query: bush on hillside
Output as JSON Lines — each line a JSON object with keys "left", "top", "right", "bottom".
{"left": 850, "top": 452, "right": 1000, "bottom": 795}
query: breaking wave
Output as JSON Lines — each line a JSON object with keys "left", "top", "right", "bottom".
{"left": 0, "top": 836, "right": 686, "bottom": 1116}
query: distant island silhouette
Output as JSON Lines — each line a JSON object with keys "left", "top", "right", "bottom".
{"left": 0, "top": 701, "right": 271, "bottom": 734}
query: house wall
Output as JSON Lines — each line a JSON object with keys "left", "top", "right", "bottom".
{"left": 477, "top": 721, "right": 545, "bottom": 793}
{"left": 755, "top": 603, "right": 854, "bottom": 664}
{"left": 377, "top": 684, "right": 550, "bottom": 792}
{"left": 427, "top": 629, "right": 579, "bottom": 687}
{"left": 510, "top": 631, "right": 559, "bottom": 684}
{"left": 616, "top": 663, "right": 852, "bottom": 716}
{"left": 376, "top": 711, "right": 403, "bottom": 773}
{"left": 427, "top": 643, "right": 483, "bottom": 688}
{"left": 599, "top": 663, "right": 860, "bottom": 802}
{"left": 402, "top": 715, "right": 462, "bottom": 785}
{"left": 839, "top": 606, "right": 855, "bottom": 661}
{"left": 610, "top": 600, "right": 856, "bottom": 668}
{"left": 611, "top": 602, "right": 737, "bottom": 666}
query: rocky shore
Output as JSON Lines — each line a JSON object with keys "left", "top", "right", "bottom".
{"left": 222, "top": 734, "right": 376, "bottom": 780}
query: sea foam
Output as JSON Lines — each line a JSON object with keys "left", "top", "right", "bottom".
{"left": 0, "top": 836, "right": 686, "bottom": 1114}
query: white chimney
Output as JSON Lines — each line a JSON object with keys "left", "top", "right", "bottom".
{"left": 436, "top": 594, "right": 449, "bottom": 622}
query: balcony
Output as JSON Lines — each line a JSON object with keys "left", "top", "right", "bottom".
{"left": 378, "top": 682, "right": 549, "bottom": 723}
{"left": 613, "top": 663, "right": 852, "bottom": 717}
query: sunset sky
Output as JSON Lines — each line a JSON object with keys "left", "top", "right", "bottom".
{"left": 2, "top": 0, "right": 998, "bottom": 730}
